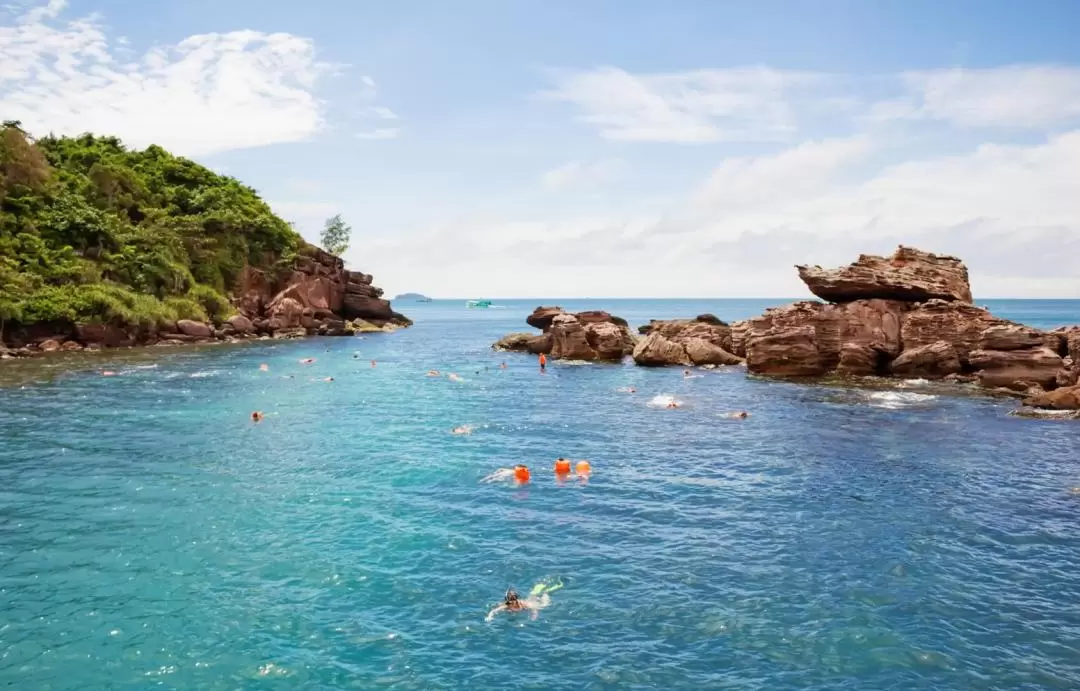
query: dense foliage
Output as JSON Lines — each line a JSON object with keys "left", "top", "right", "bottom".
{"left": 320, "top": 214, "right": 351, "bottom": 256}
{"left": 0, "top": 123, "right": 301, "bottom": 336}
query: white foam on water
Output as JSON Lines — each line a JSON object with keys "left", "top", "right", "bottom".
{"left": 189, "top": 371, "right": 217, "bottom": 379}
{"left": 897, "top": 378, "right": 931, "bottom": 388}
{"left": 867, "top": 391, "right": 938, "bottom": 409}
{"left": 648, "top": 394, "right": 680, "bottom": 408}
{"left": 558, "top": 360, "right": 594, "bottom": 366}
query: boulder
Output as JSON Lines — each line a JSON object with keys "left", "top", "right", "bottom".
{"left": 889, "top": 341, "right": 962, "bottom": 378}
{"left": 527, "top": 306, "right": 566, "bottom": 332}
{"left": 979, "top": 324, "right": 1046, "bottom": 351}
{"left": 900, "top": 300, "right": 1015, "bottom": 366}
{"left": 1023, "top": 384, "right": 1080, "bottom": 410}
{"left": 633, "top": 332, "right": 692, "bottom": 367}
{"left": 969, "top": 347, "right": 1064, "bottom": 391}
{"left": 746, "top": 326, "right": 826, "bottom": 376}
{"left": 797, "top": 245, "right": 972, "bottom": 303}
{"left": 75, "top": 324, "right": 132, "bottom": 347}
{"left": 683, "top": 338, "right": 743, "bottom": 366}
{"left": 176, "top": 320, "right": 213, "bottom": 339}
{"left": 1052, "top": 327, "right": 1080, "bottom": 362}
{"left": 640, "top": 317, "right": 734, "bottom": 353}
{"left": 225, "top": 314, "right": 255, "bottom": 334}
{"left": 267, "top": 297, "right": 304, "bottom": 330}
{"left": 549, "top": 314, "right": 633, "bottom": 361}
{"left": 836, "top": 343, "right": 886, "bottom": 376}
{"left": 343, "top": 295, "right": 394, "bottom": 321}
{"left": 59, "top": 340, "right": 83, "bottom": 352}
{"left": 38, "top": 338, "right": 61, "bottom": 352}
{"left": 494, "top": 332, "right": 553, "bottom": 354}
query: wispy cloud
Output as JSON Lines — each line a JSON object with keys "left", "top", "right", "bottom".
{"left": 541, "top": 159, "right": 625, "bottom": 190}
{"left": 355, "top": 127, "right": 400, "bottom": 140}
{"left": 0, "top": 0, "right": 336, "bottom": 156}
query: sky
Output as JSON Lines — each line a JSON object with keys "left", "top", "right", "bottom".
{"left": 2, "top": 0, "right": 1079, "bottom": 299}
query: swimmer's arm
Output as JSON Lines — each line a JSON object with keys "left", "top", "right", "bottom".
{"left": 485, "top": 604, "right": 507, "bottom": 622}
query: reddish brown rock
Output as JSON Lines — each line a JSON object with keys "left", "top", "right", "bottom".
{"left": 746, "top": 326, "right": 826, "bottom": 376}
{"left": 527, "top": 306, "right": 566, "bottom": 332}
{"left": 59, "top": 340, "right": 82, "bottom": 352}
{"left": 889, "top": 341, "right": 962, "bottom": 378}
{"left": 493, "top": 332, "right": 552, "bottom": 354}
{"left": 75, "top": 324, "right": 132, "bottom": 347}
{"left": 640, "top": 316, "right": 734, "bottom": 353}
{"left": 1024, "top": 384, "right": 1080, "bottom": 410}
{"left": 633, "top": 332, "right": 692, "bottom": 367}
{"left": 343, "top": 295, "right": 394, "bottom": 321}
{"left": 900, "top": 300, "right": 1015, "bottom": 366}
{"left": 730, "top": 320, "right": 749, "bottom": 358}
{"left": 836, "top": 343, "right": 886, "bottom": 376}
{"left": 683, "top": 338, "right": 743, "bottom": 366}
{"left": 797, "top": 246, "right": 972, "bottom": 303}
{"left": 176, "top": 320, "right": 212, "bottom": 339}
{"left": 979, "top": 324, "right": 1046, "bottom": 351}
{"left": 38, "top": 338, "right": 61, "bottom": 352}
{"left": 225, "top": 314, "right": 255, "bottom": 334}
{"left": 969, "top": 347, "right": 1064, "bottom": 391}
{"left": 267, "top": 297, "right": 303, "bottom": 331}
{"left": 550, "top": 314, "right": 634, "bottom": 361}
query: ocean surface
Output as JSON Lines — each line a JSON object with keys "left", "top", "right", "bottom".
{"left": 2, "top": 298, "right": 1080, "bottom": 690}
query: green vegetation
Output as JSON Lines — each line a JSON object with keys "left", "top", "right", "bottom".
{"left": 320, "top": 214, "right": 351, "bottom": 256}
{"left": 0, "top": 122, "right": 301, "bottom": 339}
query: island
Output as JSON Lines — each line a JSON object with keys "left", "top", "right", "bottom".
{"left": 394, "top": 293, "right": 433, "bottom": 302}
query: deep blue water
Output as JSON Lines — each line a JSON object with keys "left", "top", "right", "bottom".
{"left": 2, "top": 298, "right": 1080, "bottom": 690}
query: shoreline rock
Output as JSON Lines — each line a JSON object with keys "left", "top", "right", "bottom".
{"left": 494, "top": 307, "right": 635, "bottom": 361}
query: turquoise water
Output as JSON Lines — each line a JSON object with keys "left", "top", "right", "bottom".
{"left": 2, "top": 298, "right": 1080, "bottom": 689}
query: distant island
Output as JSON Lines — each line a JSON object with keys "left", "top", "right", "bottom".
{"left": 395, "top": 293, "right": 432, "bottom": 301}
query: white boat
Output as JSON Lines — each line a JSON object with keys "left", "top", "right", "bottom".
{"left": 466, "top": 299, "right": 492, "bottom": 308}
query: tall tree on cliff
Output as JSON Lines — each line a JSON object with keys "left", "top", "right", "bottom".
{"left": 320, "top": 214, "right": 351, "bottom": 256}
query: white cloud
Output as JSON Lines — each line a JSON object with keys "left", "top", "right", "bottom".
{"left": 541, "top": 159, "right": 625, "bottom": 190}
{"left": 361, "top": 106, "right": 398, "bottom": 120}
{"left": 355, "top": 127, "right": 400, "bottom": 140}
{"left": 0, "top": 0, "right": 334, "bottom": 156}
{"left": 543, "top": 66, "right": 821, "bottom": 143}
{"left": 891, "top": 66, "right": 1080, "bottom": 128}
{"left": 363, "top": 130, "right": 1080, "bottom": 298}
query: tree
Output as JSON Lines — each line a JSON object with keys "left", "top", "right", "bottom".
{"left": 320, "top": 214, "right": 351, "bottom": 256}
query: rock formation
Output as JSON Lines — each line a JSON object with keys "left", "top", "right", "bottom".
{"left": 493, "top": 307, "right": 635, "bottom": 361}
{"left": 2, "top": 243, "right": 407, "bottom": 355}
{"left": 797, "top": 246, "right": 972, "bottom": 303}
{"left": 743, "top": 245, "right": 1077, "bottom": 394}
{"left": 633, "top": 315, "right": 742, "bottom": 366}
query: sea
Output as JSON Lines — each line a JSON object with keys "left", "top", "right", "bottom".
{"left": 1, "top": 298, "right": 1079, "bottom": 690}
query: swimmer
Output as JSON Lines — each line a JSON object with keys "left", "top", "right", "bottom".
{"left": 499, "top": 362, "right": 507, "bottom": 369}
{"left": 616, "top": 386, "right": 636, "bottom": 393}
{"left": 480, "top": 468, "right": 515, "bottom": 483}
{"left": 353, "top": 354, "right": 359, "bottom": 359}
{"left": 371, "top": 360, "right": 377, "bottom": 368}
{"left": 101, "top": 370, "right": 117, "bottom": 377}
{"left": 251, "top": 411, "right": 264, "bottom": 422}
{"left": 683, "top": 369, "right": 692, "bottom": 377}
{"left": 323, "top": 377, "right": 334, "bottom": 382}
{"left": 452, "top": 425, "right": 474, "bottom": 435}
{"left": 299, "top": 358, "right": 315, "bottom": 365}
{"left": 723, "top": 411, "right": 749, "bottom": 419}
{"left": 667, "top": 401, "right": 681, "bottom": 409}
{"left": 426, "top": 370, "right": 441, "bottom": 377}
{"left": 447, "top": 373, "right": 463, "bottom": 382}
{"left": 486, "top": 581, "right": 562, "bottom": 622}
{"left": 259, "top": 363, "right": 269, "bottom": 372}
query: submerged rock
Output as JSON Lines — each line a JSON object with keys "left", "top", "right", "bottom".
{"left": 1024, "top": 384, "right": 1080, "bottom": 410}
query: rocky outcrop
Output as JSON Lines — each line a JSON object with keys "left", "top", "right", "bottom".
{"left": 900, "top": 300, "right": 1015, "bottom": 366}
{"left": 496, "top": 307, "right": 634, "bottom": 361}
{"left": 797, "top": 246, "right": 972, "bottom": 303}
{"left": 746, "top": 326, "right": 825, "bottom": 376}
{"left": 550, "top": 313, "right": 635, "bottom": 361}
{"left": 1024, "top": 384, "right": 1080, "bottom": 410}
{"left": 2, "top": 243, "right": 406, "bottom": 357}
{"left": 493, "top": 332, "right": 553, "bottom": 354}
{"left": 889, "top": 341, "right": 962, "bottom": 378}
{"left": 633, "top": 315, "right": 741, "bottom": 366}
{"left": 968, "top": 347, "right": 1064, "bottom": 391}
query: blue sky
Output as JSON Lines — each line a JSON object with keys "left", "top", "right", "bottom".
{"left": 2, "top": 0, "right": 1079, "bottom": 298}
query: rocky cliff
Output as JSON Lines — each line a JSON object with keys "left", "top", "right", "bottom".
{"left": 494, "top": 306, "right": 635, "bottom": 361}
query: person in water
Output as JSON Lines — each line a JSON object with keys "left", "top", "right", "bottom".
{"left": 486, "top": 581, "right": 562, "bottom": 621}
{"left": 426, "top": 370, "right": 440, "bottom": 377}
{"left": 251, "top": 411, "right": 264, "bottom": 422}
{"left": 539, "top": 353, "right": 547, "bottom": 371}
{"left": 667, "top": 400, "right": 681, "bottom": 409}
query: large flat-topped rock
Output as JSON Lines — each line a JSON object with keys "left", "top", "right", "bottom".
{"left": 797, "top": 246, "right": 972, "bottom": 304}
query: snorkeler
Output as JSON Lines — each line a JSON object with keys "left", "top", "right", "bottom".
{"left": 724, "top": 411, "right": 749, "bottom": 419}
{"left": 452, "top": 425, "right": 473, "bottom": 435}
{"left": 667, "top": 400, "right": 680, "bottom": 409}
{"left": 426, "top": 370, "right": 441, "bottom": 377}
{"left": 251, "top": 411, "right": 264, "bottom": 422}
{"left": 299, "top": 358, "right": 315, "bottom": 364}
{"left": 499, "top": 362, "right": 508, "bottom": 369}
{"left": 259, "top": 363, "right": 269, "bottom": 372}
{"left": 486, "top": 581, "right": 563, "bottom": 621}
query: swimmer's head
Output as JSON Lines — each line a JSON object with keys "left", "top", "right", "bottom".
{"left": 504, "top": 588, "right": 519, "bottom": 604}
